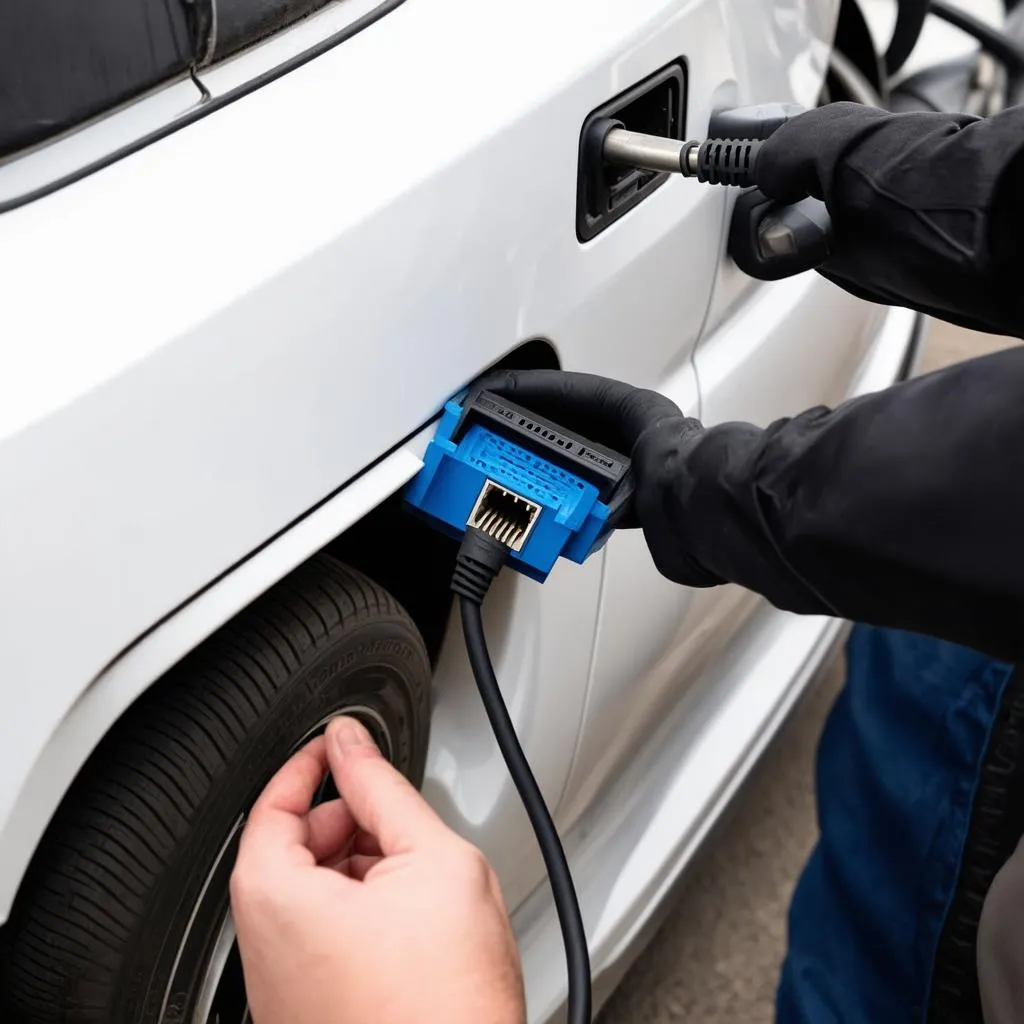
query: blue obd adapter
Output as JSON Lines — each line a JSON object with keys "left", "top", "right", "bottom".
{"left": 403, "top": 380, "right": 634, "bottom": 1024}
{"left": 403, "top": 385, "right": 633, "bottom": 582}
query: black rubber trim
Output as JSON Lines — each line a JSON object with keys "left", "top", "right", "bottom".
{"left": 0, "top": 0, "right": 407, "bottom": 216}
{"left": 576, "top": 60, "right": 688, "bottom": 242}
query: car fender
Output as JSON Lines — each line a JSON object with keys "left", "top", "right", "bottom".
{"left": 0, "top": 429, "right": 429, "bottom": 923}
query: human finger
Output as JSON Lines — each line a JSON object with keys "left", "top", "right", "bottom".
{"left": 331, "top": 853, "right": 385, "bottom": 880}
{"left": 237, "top": 737, "right": 329, "bottom": 870}
{"left": 325, "top": 717, "right": 452, "bottom": 855}
{"left": 305, "top": 799, "right": 358, "bottom": 863}
{"left": 350, "top": 828, "right": 382, "bottom": 858}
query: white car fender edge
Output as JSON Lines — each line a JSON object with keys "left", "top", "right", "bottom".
{"left": 0, "top": 427, "right": 432, "bottom": 923}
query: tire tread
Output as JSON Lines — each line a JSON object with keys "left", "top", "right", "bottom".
{"left": 1, "top": 554, "right": 428, "bottom": 1023}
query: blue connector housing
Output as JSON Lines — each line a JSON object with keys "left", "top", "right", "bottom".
{"left": 404, "top": 395, "right": 619, "bottom": 583}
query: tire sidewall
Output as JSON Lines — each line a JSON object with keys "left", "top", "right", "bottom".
{"left": 116, "top": 614, "right": 431, "bottom": 1023}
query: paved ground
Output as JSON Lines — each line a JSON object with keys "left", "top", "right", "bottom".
{"left": 599, "top": 320, "right": 1020, "bottom": 1024}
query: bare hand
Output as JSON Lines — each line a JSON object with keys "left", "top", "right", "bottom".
{"left": 230, "top": 716, "right": 526, "bottom": 1024}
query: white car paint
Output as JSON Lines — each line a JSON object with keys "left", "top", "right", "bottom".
{"left": 0, "top": 0, "right": 921, "bottom": 1019}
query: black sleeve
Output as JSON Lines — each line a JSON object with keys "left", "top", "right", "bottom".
{"left": 756, "top": 102, "right": 1024, "bottom": 338}
{"left": 633, "top": 346, "right": 1024, "bottom": 662}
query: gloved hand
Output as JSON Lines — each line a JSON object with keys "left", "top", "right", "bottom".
{"left": 482, "top": 368, "right": 688, "bottom": 463}
{"left": 231, "top": 717, "right": 525, "bottom": 1024}
{"left": 755, "top": 101, "right": 895, "bottom": 206}
{"left": 484, "top": 369, "right": 723, "bottom": 586}
{"left": 754, "top": 101, "right": 1024, "bottom": 336}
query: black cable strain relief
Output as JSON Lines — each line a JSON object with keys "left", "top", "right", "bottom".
{"left": 450, "top": 528, "right": 508, "bottom": 605}
{"left": 451, "top": 558, "right": 497, "bottom": 605}
{"left": 697, "top": 138, "right": 764, "bottom": 187}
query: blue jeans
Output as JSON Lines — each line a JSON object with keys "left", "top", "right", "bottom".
{"left": 777, "top": 625, "right": 1015, "bottom": 1023}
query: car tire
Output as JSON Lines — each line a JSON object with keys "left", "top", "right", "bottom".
{"left": 0, "top": 553, "right": 432, "bottom": 1024}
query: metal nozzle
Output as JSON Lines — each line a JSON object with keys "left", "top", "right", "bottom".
{"left": 602, "top": 128, "right": 690, "bottom": 175}
{"left": 601, "top": 128, "right": 704, "bottom": 178}
{"left": 603, "top": 129, "right": 762, "bottom": 188}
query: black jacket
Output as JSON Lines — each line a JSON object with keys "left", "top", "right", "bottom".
{"left": 638, "top": 102, "right": 1024, "bottom": 666}
{"left": 634, "top": 100, "right": 1024, "bottom": 1024}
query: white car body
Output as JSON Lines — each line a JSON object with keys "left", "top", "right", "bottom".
{"left": 0, "top": 0, "right": 922, "bottom": 1019}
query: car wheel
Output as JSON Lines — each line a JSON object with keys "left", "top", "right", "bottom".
{"left": 0, "top": 553, "right": 432, "bottom": 1024}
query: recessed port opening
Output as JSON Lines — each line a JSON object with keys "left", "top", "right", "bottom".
{"left": 577, "top": 61, "right": 687, "bottom": 242}
{"left": 467, "top": 481, "right": 541, "bottom": 552}
{"left": 600, "top": 77, "right": 682, "bottom": 206}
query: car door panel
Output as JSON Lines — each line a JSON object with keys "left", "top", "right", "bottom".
{"left": 419, "top": 0, "right": 748, "bottom": 912}
{"left": 562, "top": 274, "right": 889, "bottom": 823}
{"left": 0, "top": 0, "right": 731, "bottom": 910}
{"left": 557, "top": 0, "right": 852, "bottom": 819}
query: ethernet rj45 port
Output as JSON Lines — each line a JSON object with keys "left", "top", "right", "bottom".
{"left": 468, "top": 480, "right": 541, "bottom": 552}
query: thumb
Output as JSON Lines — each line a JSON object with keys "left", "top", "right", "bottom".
{"left": 325, "top": 717, "right": 450, "bottom": 855}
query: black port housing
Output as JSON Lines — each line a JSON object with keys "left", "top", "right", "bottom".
{"left": 576, "top": 61, "right": 687, "bottom": 242}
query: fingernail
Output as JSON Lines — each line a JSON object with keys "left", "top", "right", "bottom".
{"left": 328, "top": 716, "right": 374, "bottom": 754}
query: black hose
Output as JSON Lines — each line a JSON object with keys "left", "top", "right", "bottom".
{"left": 930, "top": 0, "right": 1024, "bottom": 73}
{"left": 830, "top": 48, "right": 886, "bottom": 107}
{"left": 834, "top": 0, "right": 891, "bottom": 104}
{"left": 886, "top": 0, "right": 932, "bottom": 74}
{"left": 460, "top": 597, "right": 592, "bottom": 1024}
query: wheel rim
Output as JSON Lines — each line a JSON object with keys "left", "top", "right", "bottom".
{"left": 159, "top": 704, "right": 394, "bottom": 1024}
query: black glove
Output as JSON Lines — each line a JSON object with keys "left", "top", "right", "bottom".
{"left": 482, "top": 369, "right": 724, "bottom": 586}
{"left": 481, "top": 368, "right": 688, "bottom": 463}
{"left": 756, "top": 101, "right": 1024, "bottom": 337}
